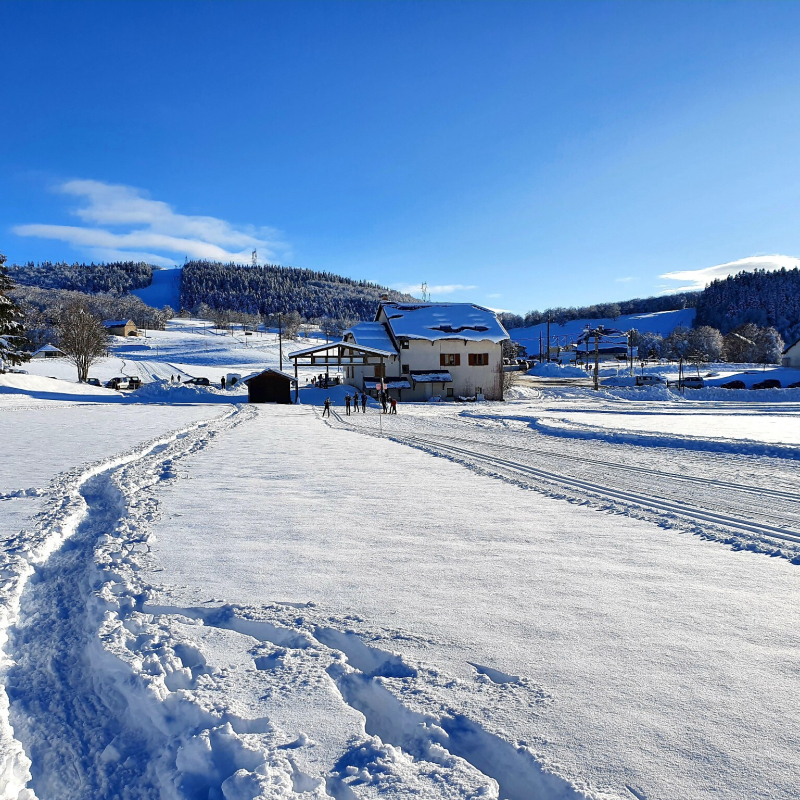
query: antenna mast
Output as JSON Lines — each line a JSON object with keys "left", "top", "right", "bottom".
{"left": 251, "top": 249, "right": 258, "bottom": 267}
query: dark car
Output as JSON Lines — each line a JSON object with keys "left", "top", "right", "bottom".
{"left": 788, "top": 381, "right": 800, "bottom": 389}
{"left": 128, "top": 376, "right": 142, "bottom": 389}
{"left": 86, "top": 377, "right": 102, "bottom": 386}
{"left": 185, "top": 376, "right": 210, "bottom": 386}
{"left": 720, "top": 380, "right": 746, "bottom": 390}
{"left": 752, "top": 379, "right": 781, "bottom": 390}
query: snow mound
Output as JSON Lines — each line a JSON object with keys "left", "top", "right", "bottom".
{"left": 0, "top": 373, "right": 120, "bottom": 398}
{"left": 133, "top": 379, "right": 245, "bottom": 403}
{"left": 527, "top": 362, "right": 588, "bottom": 378}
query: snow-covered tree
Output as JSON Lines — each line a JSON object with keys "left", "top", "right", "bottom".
{"left": 57, "top": 301, "right": 110, "bottom": 382}
{"left": 0, "top": 250, "right": 31, "bottom": 369}
{"left": 722, "top": 323, "right": 784, "bottom": 364}
{"left": 636, "top": 331, "right": 664, "bottom": 360}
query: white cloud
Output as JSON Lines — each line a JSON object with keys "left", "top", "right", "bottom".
{"left": 13, "top": 179, "right": 288, "bottom": 265}
{"left": 391, "top": 282, "right": 477, "bottom": 297}
{"left": 486, "top": 292, "right": 502, "bottom": 299}
{"left": 660, "top": 254, "right": 800, "bottom": 292}
{"left": 615, "top": 276, "right": 637, "bottom": 283}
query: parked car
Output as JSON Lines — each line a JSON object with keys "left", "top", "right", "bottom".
{"left": 86, "top": 377, "right": 102, "bottom": 386}
{"left": 752, "top": 379, "right": 781, "bottom": 390}
{"left": 128, "top": 376, "right": 142, "bottom": 390}
{"left": 185, "top": 376, "right": 210, "bottom": 386}
{"left": 720, "top": 380, "right": 746, "bottom": 390}
{"left": 105, "top": 376, "right": 131, "bottom": 390}
{"left": 679, "top": 377, "right": 705, "bottom": 389}
{"left": 635, "top": 375, "right": 664, "bottom": 386}
{"left": 788, "top": 381, "right": 800, "bottom": 389}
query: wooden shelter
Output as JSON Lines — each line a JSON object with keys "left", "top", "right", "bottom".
{"left": 243, "top": 368, "right": 297, "bottom": 404}
{"left": 288, "top": 341, "right": 395, "bottom": 403}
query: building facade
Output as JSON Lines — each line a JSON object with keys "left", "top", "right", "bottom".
{"left": 343, "top": 301, "right": 509, "bottom": 401}
{"left": 782, "top": 338, "right": 800, "bottom": 368}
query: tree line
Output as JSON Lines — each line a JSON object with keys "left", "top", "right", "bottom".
{"left": 6, "top": 260, "right": 154, "bottom": 294}
{"left": 179, "top": 260, "right": 416, "bottom": 320}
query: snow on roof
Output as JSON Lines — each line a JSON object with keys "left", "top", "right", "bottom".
{"left": 363, "top": 377, "right": 412, "bottom": 389}
{"left": 103, "top": 319, "right": 134, "bottom": 328}
{"left": 410, "top": 371, "right": 453, "bottom": 383}
{"left": 288, "top": 340, "right": 395, "bottom": 359}
{"left": 241, "top": 368, "right": 297, "bottom": 383}
{"left": 379, "top": 302, "right": 508, "bottom": 343}
{"left": 344, "top": 322, "right": 397, "bottom": 354}
{"left": 32, "top": 344, "right": 64, "bottom": 354}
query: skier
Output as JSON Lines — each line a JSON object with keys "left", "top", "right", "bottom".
{"left": 322, "top": 397, "right": 331, "bottom": 417}
{"left": 221, "top": 375, "right": 226, "bottom": 390}
{"left": 353, "top": 391, "right": 359, "bottom": 412}
{"left": 345, "top": 394, "right": 351, "bottom": 415}
{"left": 170, "top": 374, "right": 174, "bottom": 382}
{"left": 361, "top": 392, "right": 367, "bottom": 413}
{"left": 380, "top": 391, "right": 388, "bottom": 414}
{"left": 390, "top": 397, "right": 397, "bottom": 414}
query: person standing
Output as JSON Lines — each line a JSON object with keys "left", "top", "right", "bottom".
{"left": 345, "top": 393, "right": 351, "bottom": 415}
{"left": 390, "top": 397, "right": 397, "bottom": 414}
{"left": 322, "top": 397, "right": 331, "bottom": 417}
{"left": 361, "top": 392, "right": 367, "bottom": 413}
{"left": 352, "top": 391, "right": 359, "bottom": 412}
{"left": 221, "top": 375, "right": 226, "bottom": 390}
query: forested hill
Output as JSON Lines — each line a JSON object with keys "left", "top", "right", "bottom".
{"left": 695, "top": 267, "right": 800, "bottom": 344}
{"left": 7, "top": 261, "right": 154, "bottom": 294}
{"left": 179, "top": 261, "right": 417, "bottom": 319}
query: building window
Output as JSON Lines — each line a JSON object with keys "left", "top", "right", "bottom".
{"left": 446, "top": 388, "right": 454, "bottom": 397}
{"left": 440, "top": 353, "right": 460, "bottom": 367}
{"left": 475, "top": 386, "right": 482, "bottom": 395}
{"left": 401, "top": 364, "right": 409, "bottom": 374}
{"left": 468, "top": 353, "right": 489, "bottom": 366}
{"left": 401, "top": 339, "right": 409, "bottom": 349}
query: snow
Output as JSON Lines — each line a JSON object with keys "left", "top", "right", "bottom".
{"left": 509, "top": 308, "right": 696, "bottom": 351}
{"left": 3, "top": 314, "right": 800, "bottom": 800}
{"left": 380, "top": 302, "right": 509, "bottom": 343}
{"left": 131, "top": 267, "right": 182, "bottom": 310}
{"left": 344, "top": 321, "right": 397, "bottom": 353}
{"left": 527, "top": 362, "right": 589, "bottom": 378}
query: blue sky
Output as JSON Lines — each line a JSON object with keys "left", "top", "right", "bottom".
{"left": 3, "top": 0, "right": 800, "bottom": 313}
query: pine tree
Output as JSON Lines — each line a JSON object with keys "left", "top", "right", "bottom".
{"left": 0, "top": 250, "right": 31, "bottom": 368}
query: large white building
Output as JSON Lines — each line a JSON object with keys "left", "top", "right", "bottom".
{"left": 342, "top": 301, "right": 509, "bottom": 401}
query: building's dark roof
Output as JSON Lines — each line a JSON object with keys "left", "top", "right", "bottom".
{"left": 103, "top": 319, "right": 134, "bottom": 328}
{"left": 242, "top": 368, "right": 297, "bottom": 383}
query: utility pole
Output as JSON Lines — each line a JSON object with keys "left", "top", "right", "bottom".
{"left": 546, "top": 312, "right": 551, "bottom": 362}
{"left": 278, "top": 313, "right": 283, "bottom": 371}
{"left": 593, "top": 333, "right": 600, "bottom": 390}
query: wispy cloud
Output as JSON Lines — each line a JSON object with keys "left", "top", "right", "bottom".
{"left": 486, "top": 292, "right": 502, "bottom": 299}
{"left": 615, "top": 276, "right": 637, "bottom": 283}
{"left": 392, "top": 282, "right": 477, "bottom": 297}
{"left": 13, "top": 179, "right": 288, "bottom": 266}
{"left": 660, "top": 254, "right": 800, "bottom": 292}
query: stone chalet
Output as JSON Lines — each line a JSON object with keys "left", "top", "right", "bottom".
{"left": 342, "top": 301, "right": 509, "bottom": 401}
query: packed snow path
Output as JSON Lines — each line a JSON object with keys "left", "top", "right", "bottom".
{"left": 329, "top": 407, "right": 800, "bottom": 559}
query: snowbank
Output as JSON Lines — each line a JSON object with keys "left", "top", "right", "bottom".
{"left": 0, "top": 373, "right": 121, "bottom": 400}
{"left": 527, "top": 362, "right": 588, "bottom": 378}
{"left": 133, "top": 379, "right": 246, "bottom": 404}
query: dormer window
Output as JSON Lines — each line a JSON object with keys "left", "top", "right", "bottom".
{"left": 400, "top": 339, "right": 409, "bottom": 349}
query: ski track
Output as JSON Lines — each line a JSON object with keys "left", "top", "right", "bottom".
{"left": 0, "top": 402, "right": 594, "bottom": 800}
{"left": 327, "top": 411, "right": 800, "bottom": 563}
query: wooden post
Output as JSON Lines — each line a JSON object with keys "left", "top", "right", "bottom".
{"left": 294, "top": 360, "right": 299, "bottom": 403}
{"left": 278, "top": 313, "right": 283, "bottom": 371}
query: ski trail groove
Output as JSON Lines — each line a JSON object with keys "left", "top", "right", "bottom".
{"left": 328, "top": 411, "right": 800, "bottom": 558}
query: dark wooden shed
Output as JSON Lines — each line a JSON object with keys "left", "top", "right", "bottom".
{"left": 243, "top": 368, "right": 297, "bottom": 404}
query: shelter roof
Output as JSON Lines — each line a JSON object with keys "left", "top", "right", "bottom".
{"left": 103, "top": 319, "right": 134, "bottom": 328}
{"left": 364, "top": 377, "right": 412, "bottom": 389}
{"left": 32, "top": 344, "right": 64, "bottom": 354}
{"left": 289, "top": 340, "right": 395, "bottom": 359}
{"left": 378, "top": 302, "right": 508, "bottom": 343}
{"left": 241, "top": 367, "right": 298, "bottom": 383}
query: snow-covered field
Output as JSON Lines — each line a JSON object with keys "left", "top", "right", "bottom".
{"left": 2, "top": 320, "right": 799, "bottom": 800}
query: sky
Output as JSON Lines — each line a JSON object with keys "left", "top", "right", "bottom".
{"left": 3, "top": 0, "right": 800, "bottom": 314}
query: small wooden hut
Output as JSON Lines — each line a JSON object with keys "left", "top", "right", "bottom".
{"left": 243, "top": 368, "right": 297, "bottom": 404}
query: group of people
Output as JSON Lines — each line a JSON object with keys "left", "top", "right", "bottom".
{"left": 311, "top": 373, "right": 330, "bottom": 388}
{"left": 321, "top": 390, "right": 397, "bottom": 417}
